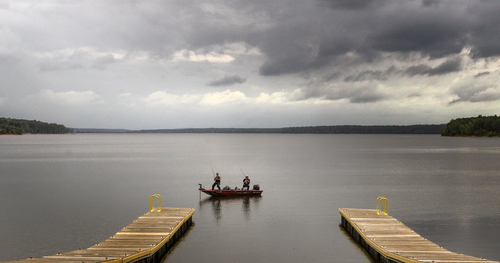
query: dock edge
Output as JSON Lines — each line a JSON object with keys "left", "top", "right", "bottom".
{"left": 117, "top": 208, "right": 196, "bottom": 263}
{"left": 339, "top": 208, "right": 498, "bottom": 263}
{"left": 339, "top": 208, "right": 412, "bottom": 263}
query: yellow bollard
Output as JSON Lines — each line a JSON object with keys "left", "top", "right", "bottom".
{"left": 376, "top": 197, "right": 389, "bottom": 215}
{"left": 150, "top": 194, "right": 161, "bottom": 212}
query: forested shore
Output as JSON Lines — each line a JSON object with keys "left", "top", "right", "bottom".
{"left": 0, "top": 118, "right": 71, "bottom": 135}
{"left": 7, "top": 115, "right": 500, "bottom": 136}
{"left": 127, "top": 124, "right": 446, "bottom": 134}
{"left": 441, "top": 115, "right": 500, "bottom": 137}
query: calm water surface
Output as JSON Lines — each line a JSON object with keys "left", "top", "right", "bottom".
{"left": 1, "top": 134, "right": 499, "bottom": 262}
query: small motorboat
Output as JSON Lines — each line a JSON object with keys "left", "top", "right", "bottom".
{"left": 198, "top": 184, "right": 263, "bottom": 197}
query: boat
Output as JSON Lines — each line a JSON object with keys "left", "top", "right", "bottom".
{"left": 199, "top": 189, "right": 263, "bottom": 197}
{"left": 198, "top": 184, "right": 263, "bottom": 197}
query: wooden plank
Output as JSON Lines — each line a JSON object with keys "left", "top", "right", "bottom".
{"left": 3, "top": 207, "right": 195, "bottom": 263}
{"left": 340, "top": 208, "right": 498, "bottom": 263}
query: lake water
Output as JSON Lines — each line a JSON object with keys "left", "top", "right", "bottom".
{"left": 1, "top": 134, "right": 499, "bottom": 263}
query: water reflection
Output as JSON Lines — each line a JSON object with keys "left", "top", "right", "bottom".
{"left": 339, "top": 226, "right": 376, "bottom": 263}
{"left": 198, "top": 196, "right": 262, "bottom": 222}
{"left": 159, "top": 223, "right": 195, "bottom": 263}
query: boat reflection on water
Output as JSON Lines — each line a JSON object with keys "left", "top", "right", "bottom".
{"left": 198, "top": 196, "right": 262, "bottom": 222}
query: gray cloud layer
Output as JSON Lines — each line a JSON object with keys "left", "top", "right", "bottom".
{"left": 2, "top": 0, "right": 500, "bottom": 128}
{"left": 255, "top": 0, "right": 499, "bottom": 77}
{"left": 5, "top": 0, "right": 500, "bottom": 78}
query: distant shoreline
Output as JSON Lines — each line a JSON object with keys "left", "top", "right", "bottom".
{"left": 72, "top": 124, "right": 447, "bottom": 134}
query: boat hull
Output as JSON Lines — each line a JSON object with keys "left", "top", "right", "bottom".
{"left": 200, "top": 189, "right": 263, "bottom": 197}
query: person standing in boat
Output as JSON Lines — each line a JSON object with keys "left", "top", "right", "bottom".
{"left": 212, "top": 173, "right": 221, "bottom": 190}
{"left": 242, "top": 175, "right": 250, "bottom": 190}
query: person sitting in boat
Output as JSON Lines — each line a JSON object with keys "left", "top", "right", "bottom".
{"left": 212, "top": 173, "right": 221, "bottom": 190}
{"left": 242, "top": 175, "right": 250, "bottom": 190}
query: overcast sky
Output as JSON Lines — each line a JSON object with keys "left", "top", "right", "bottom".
{"left": 1, "top": 0, "right": 500, "bottom": 129}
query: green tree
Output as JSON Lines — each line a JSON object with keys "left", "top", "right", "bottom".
{"left": 0, "top": 117, "right": 70, "bottom": 135}
{"left": 442, "top": 115, "right": 500, "bottom": 136}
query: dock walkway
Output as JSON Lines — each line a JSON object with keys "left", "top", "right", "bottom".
{"left": 5, "top": 207, "right": 195, "bottom": 263}
{"left": 340, "top": 207, "right": 498, "bottom": 263}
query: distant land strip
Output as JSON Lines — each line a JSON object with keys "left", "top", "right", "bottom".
{"left": 73, "top": 124, "right": 447, "bottom": 134}
{"left": 4, "top": 115, "right": 499, "bottom": 136}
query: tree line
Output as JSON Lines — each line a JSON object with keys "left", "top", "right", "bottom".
{"left": 0, "top": 118, "right": 71, "bottom": 135}
{"left": 441, "top": 115, "right": 500, "bottom": 137}
{"left": 132, "top": 124, "right": 446, "bottom": 134}
{"left": 281, "top": 124, "right": 446, "bottom": 134}
{"left": 9, "top": 116, "right": 500, "bottom": 136}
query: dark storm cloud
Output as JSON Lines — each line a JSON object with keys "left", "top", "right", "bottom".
{"left": 347, "top": 89, "right": 386, "bottom": 103}
{"left": 466, "top": 2, "right": 500, "bottom": 58}
{"left": 257, "top": 19, "right": 346, "bottom": 76}
{"left": 344, "top": 70, "right": 387, "bottom": 82}
{"left": 344, "top": 66, "right": 396, "bottom": 82}
{"left": 449, "top": 84, "right": 500, "bottom": 104}
{"left": 318, "top": 0, "right": 381, "bottom": 10}
{"left": 252, "top": 1, "right": 500, "bottom": 77}
{"left": 422, "top": 0, "right": 440, "bottom": 7}
{"left": 207, "top": 75, "right": 247, "bottom": 86}
{"left": 299, "top": 83, "right": 386, "bottom": 103}
{"left": 368, "top": 19, "right": 465, "bottom": 58}
{"left": 330, "top": 57, "right": 460, "bottom": 83}
{"left": 14, "top": 0, "right": 499, "bottom": 79}
{"left": 474, "top": 72, "right": 490, "bottom": 78}
{"left": 404, "top": 58, "right": 461, "bottom": 77}
{"left": 428, "top": 58, "right": 461, "bottom": 76}
{"left": 5, "top": 0, "right": 500, "bottom": 78}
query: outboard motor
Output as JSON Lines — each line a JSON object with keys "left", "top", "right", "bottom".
{"left": 253, "top": 184, "right": 260, "bottom": 190}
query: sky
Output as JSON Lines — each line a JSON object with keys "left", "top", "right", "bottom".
{"left": 1, "top": 0, "right": 500, "bottom": 129}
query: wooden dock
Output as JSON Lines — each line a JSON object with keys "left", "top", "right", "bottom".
{"left": 340, "top": 207, "right": 498, "bottom": 263}
{"left": 5, "top": 207, "right": 195, "bottom": 263}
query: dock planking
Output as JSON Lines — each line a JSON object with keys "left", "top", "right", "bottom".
{"left": 4, "top": 207, "right": 195, "bottom": 263}
{"left": 340, "top": 208, "right": 499, "bottom": 263}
